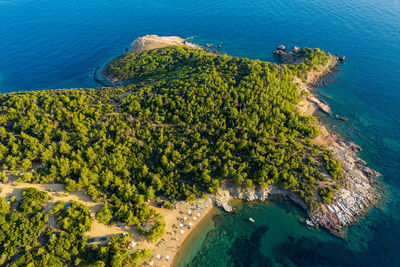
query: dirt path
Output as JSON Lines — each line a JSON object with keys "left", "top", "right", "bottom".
{"left": 0, "top": 175, "right": 215, "bottom": 266}
{"left": 0, "top": 175, "right": 130, "bottom": 239}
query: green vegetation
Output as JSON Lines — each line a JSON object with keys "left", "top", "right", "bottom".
{"left": 0, "top": 188, "right": 150, "bottom": 266}
{"left": 323, "top": 151, "right": 342, "bottom": 180}
{"left": 0, "top": 45, "right": 342, "bottom": 261}
{"left": 0, "top": 188, "right": 49, "bottom": 265}
{"left": 91, "top": 235, "right": 151, "bottom": 267}
{"left": 162, "top": 200, "right": 174, "bottom": 210}
{"left": 319, "top": 186, "right": 334, "bottom": 204}
{"left": 96, "top": 202, "right": 113, "bottom": 224}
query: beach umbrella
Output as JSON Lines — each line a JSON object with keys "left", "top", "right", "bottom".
{"left": 166, "top": 255, "right": 171, "bottom": 261}
{"left": 179, "top": 223, "right": 184, "bottom": 228}
{"left": 184, "top": 216, "right": 188, "bottom": 221}
{"left": 180, "top": 230, "right": 185, "bottom": 234}
{"left": 197, "top": 213, "right": 201, "bottom": 217}
{"left": 196, "top": 204, "right": 199, "bottom": 209}
{"left": 156, "top": 254, "right": 162, "bottom": 260}
{"left": 149, "top": 260, "right": 155, "bottom": 266}
{"left": 189, "top": 222, "right": 193, "bottom": 226}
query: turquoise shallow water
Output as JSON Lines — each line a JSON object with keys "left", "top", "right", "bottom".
{"left": 1, "top": 0, "right": 400, "bottom": 265}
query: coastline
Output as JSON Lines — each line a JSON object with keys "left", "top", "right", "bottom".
{"left": 139, "top": 198, "right": 215, "bottom": 267}
{"left": 210, "top": 53, "right": 381, "bottom": 232}
{"left": 170, "top": 206, "right": 219, "bottom": 267}
{"left": 90, "top": 37, "right": 381, "bottom": 264}
{"left": 94, "top": 35, "right": 203, "bottom": 87}
{"left": 0, "top": 173, "right": 216, "bottom": 267}
{"left": 296, "top": 55, "right": 381, "bottom": 230}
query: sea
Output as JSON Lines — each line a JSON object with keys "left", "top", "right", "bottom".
{"left": 1, "top": 0, "right": 399, "bottom": 266}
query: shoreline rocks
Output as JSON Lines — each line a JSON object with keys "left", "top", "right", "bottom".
{"left": 296, "top": 51, "right": 380, "bottom": 231}
{"left": 310, "top": 135, "right": 380, "bottom": 230}
{"left": 129, "top": 35, "right": 202, "bottom": 53}
{"left": 95, "top": 37, "right": 380, "bottom": 232}
{"left": 273, "top": 45, "right": 304, "bottom": 64}
{"left": 213, "top": 49, "right": 380, "bottom": 232}
{"left": 307, "top": 96, "right": 332, "bottom": 114}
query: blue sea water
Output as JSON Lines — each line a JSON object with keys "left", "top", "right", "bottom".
{"left": 1, "top": 0, "right": 400, "bottom": 265}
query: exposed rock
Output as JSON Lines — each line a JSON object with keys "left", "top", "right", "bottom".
{"left": 277, "top": 45, "right": 286, "bottom": 51}
{"left": 307, "top": 96, "right": 332, "bottom": 114}
{"left": 279, "top": 52, "right": 296, "bottom": 63}
{"left": 306, "top": 219, "right": 317, "bottom": 227}
{"left": 292, "top": 51, "right": 380, "bottom": 231}
{"left": 211, "top": 184, "right": 284, "bottom": 213}
{"left": 355, "top": 158, "right": 367, "bottom": 166}
{"left": 340, "top": 117, "right": 348, "bottom": 122}
{"left": 348, "top": 142, "right": 362, "bottom": 151}
{"left": 339, "top": 56, "right": 346, "bottom": 62}
{"left": 308, "top": 130, "right": 380, "bottom": 231}
{"left": 273, "top": 45, "right": 308, "bottom": 64}
{"left": 130, "top": 35, "right": 203, "bottom": 53}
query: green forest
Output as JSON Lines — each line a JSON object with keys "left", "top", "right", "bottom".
{"left": 0, "top": 188, "right": 150, "bottom": 266}
{"left": 0, "top": 45, "right": 342, "bottom": 265}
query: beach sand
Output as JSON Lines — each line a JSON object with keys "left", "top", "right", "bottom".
{"left": 0, "top": 175, "right": 215, "bottom": 267}
{"left": 138, "top": 198, "right": 215, "bottom": 267}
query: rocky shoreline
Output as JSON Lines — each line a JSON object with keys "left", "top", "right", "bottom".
{"left": 211, "top": 48, "right": 381, "bottom": 232}
{"left": 95, "top": 36, "right": 381, "bottom": 232}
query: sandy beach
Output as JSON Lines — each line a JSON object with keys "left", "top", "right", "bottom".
{"left": 0, "top": 175, "right": 215, "bottom": 267}
{"left": 138, "top": 199, "right": 215, "bottom": 267}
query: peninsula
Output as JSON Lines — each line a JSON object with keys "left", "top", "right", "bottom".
{"left": 0, "top": 35, "right": 379, "bottom": 266}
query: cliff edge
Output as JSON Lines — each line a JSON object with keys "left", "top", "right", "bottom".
{"left": 212, "top": 48, "right": 381, "bottom": 232}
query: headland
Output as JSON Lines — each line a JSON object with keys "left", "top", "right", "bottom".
{"left": 0, "top": 35, "right": 381, "bottom": 266}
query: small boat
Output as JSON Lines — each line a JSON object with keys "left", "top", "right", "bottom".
{"left": 249, "top": 217, "right": 255, "bottom": 222}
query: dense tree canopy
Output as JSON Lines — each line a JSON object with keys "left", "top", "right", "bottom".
{"left": 0, "top": 188, "right": 149, "bottom": 266}
{"left": 0, "top": 46, "right": 341, "bottom": 257}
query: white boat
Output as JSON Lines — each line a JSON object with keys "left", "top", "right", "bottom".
{"left": 249, "top": 217, "right": 255, "bottom": 222}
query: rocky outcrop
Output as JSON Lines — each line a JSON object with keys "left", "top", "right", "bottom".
{"left": 211, "top": 184, "right": 285, "bottom": 212}
{"left": 310, "top": 137, "right": 380, "bottom": 230}
{"left": 292, "top": 49, "right": 381, "bottom": 231}
{"left": 277, "top": 45, "right": 286, "bottom": 51}
{"left": 273, "top": 45, "right": 304, "bottom": 64}
{"left": 212, "top": 48, "right": 380, "bottom": 232}
{"left": 211, "top": 132, "right": 381, "bottom": 232}
{"left": 129, "top": 35, "right": 202, "bottom": 53}
{"left": 307, "top": 96, "right": 332, "bottom": 114}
